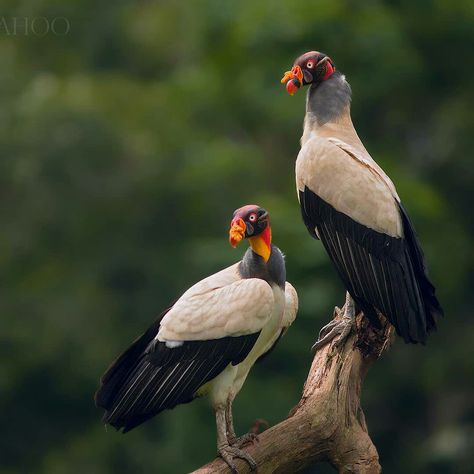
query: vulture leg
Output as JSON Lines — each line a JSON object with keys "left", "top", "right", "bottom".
{"left": 312, "top": 292, "right": 355, "bottom": 351}
{"left": 225, "top": 399, "right": 237, "bottom": 443}
{"left": 226, "top": 398, "right": 258, "bottom": 448}
{"left": 216, "top": 405, "right": 257, "bottom": 472}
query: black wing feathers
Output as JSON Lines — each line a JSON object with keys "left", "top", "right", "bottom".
{"left": 398, "top": 203, "right": 443, "bottom": 330}
{"left": 95, "top": 308, "right": 171, "bottom": 410}
{"left": 300, "top": 187, "right": 442, "bottom": 343}
{"left": 95, "top": 312, "right": 260, "bottom": 433}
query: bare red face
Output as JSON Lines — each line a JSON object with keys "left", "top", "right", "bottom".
{"left": 229, "top": 205, "right": 270, "bottom": 247}
{"left": 281, "top": 51, "right": 336, "bottom": 95}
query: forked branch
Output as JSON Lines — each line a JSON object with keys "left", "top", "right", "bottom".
{"left": 193, "top": 311, "right": 393, "bottom": 474}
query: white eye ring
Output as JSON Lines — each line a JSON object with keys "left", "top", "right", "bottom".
{"left": 306, "top": 61, "right": 314, "bottom": 69}
{"left": 249, "top": 213, "right": 257, "bottom": 222}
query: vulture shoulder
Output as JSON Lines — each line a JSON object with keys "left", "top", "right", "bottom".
{"left": 282, "top": 282, "right": 298, "bottom": 329}
{"left": 255, "top": 281, "right": 298, "bottom": 364}
{"left": 157, "top": 263, "right": 275, "bottom": 342}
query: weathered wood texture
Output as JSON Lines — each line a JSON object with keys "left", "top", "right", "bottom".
{"left": 193, "top": 311, "right": 394, "bottom": 474}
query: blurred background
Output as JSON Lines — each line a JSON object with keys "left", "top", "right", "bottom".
{"left": 1, "top": 0, "right": 473, "bottom": 473}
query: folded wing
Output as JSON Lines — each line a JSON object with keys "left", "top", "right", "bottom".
{"left": 95, "top": 265, "right": 275, "bottom": 432}
{"left": 298, "top": 138, "right": 442, "bottom": 343}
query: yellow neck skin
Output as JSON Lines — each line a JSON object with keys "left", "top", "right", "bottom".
{"left": 248, "top": 227, "right": 272, "bottom": 262}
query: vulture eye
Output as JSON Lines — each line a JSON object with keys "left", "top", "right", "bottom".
{"left": 248, "top": 213, "right": 257, "bottom": 222}
{"left": 306, "top": 61, "right": 315, "bottom": 69}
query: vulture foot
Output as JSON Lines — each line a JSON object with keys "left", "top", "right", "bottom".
{"left": 230, "top": 432, "right": 259, "bottom": 448}
{"left": 312, "top": 293, "right": 355, "bottom": 351}
{"left": 218, "top": 443, "right": 257, "bottom": 473}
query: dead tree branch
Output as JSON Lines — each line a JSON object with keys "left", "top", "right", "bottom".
{"left": 192, "top": 311, "right": 394, "bottom": 474}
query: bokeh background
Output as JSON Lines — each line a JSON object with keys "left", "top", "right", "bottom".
{"left": 1, "top": 1, "right": 473, "bottom": 473}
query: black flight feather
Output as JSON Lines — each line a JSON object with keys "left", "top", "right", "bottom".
{"left": 94, "top": 308, "right": 260, "bottom": 433}
{"left": 299, "top": 187, "right": 443, "bottom": 343}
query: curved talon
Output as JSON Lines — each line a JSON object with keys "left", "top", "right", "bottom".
{"left": 312, "top": 294, "right": 355, "bottom": 351}
{"left": 312, "top": 323, "right": 346, "bottom": 351}
{"left": 333, "top": 305, "right": 343, "bottom": 318}
{"left": 317, "top": 318, "right": 338, "bottom": 340}
{"left": 218, "top": 444, "right": 257, "bottom": 472}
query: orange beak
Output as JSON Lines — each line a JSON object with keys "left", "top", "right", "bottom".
{"left": 229, "top": 218, "right": 246, "bottom": 248}
{"left": 281, "top": 65, "right": 303, "bottom": 95}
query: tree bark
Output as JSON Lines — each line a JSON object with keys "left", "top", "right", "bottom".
{"left": 192, "top": 310, "right": 394, "bottom": 474}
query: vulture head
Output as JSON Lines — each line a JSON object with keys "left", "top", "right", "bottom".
{"left": 281, "top": 51, "right": 336, "bottom": 95}
{"left": 229, "top": 205, "right": 272, "bottom": 262}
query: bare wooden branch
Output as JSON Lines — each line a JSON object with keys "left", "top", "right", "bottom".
{"left": 192, "top": 311, "right": 394, "bottom": 474}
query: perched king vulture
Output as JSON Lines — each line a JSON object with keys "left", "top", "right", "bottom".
{"left": 281, "top": 51, "right": 442, "bottom": 346}
{"left": 95, "top": 205, "right": 298, "bottom": 472}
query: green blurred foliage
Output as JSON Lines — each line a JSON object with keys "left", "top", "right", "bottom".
{"left": 0, "top": 0, "right": 472, "bottom": 473}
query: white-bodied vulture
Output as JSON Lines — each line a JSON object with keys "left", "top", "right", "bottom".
{"left": 280, "top": 51, "right": 442, "bottom": 347}
{"left": 95, "top": 205, "right": 298, "bottom": 472}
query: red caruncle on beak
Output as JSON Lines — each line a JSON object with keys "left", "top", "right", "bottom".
{"left": 281, "top": 65, "right": 303, "bottom": 96}
{"left": 286, "top": 78, "right": 301, "bottom": 95}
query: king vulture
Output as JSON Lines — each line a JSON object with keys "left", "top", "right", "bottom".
{"left": 95, "top": 205, "right": 298, "bottom": 472}
{"left": 280, "top": 51, "right": 442, "bottom": 347}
